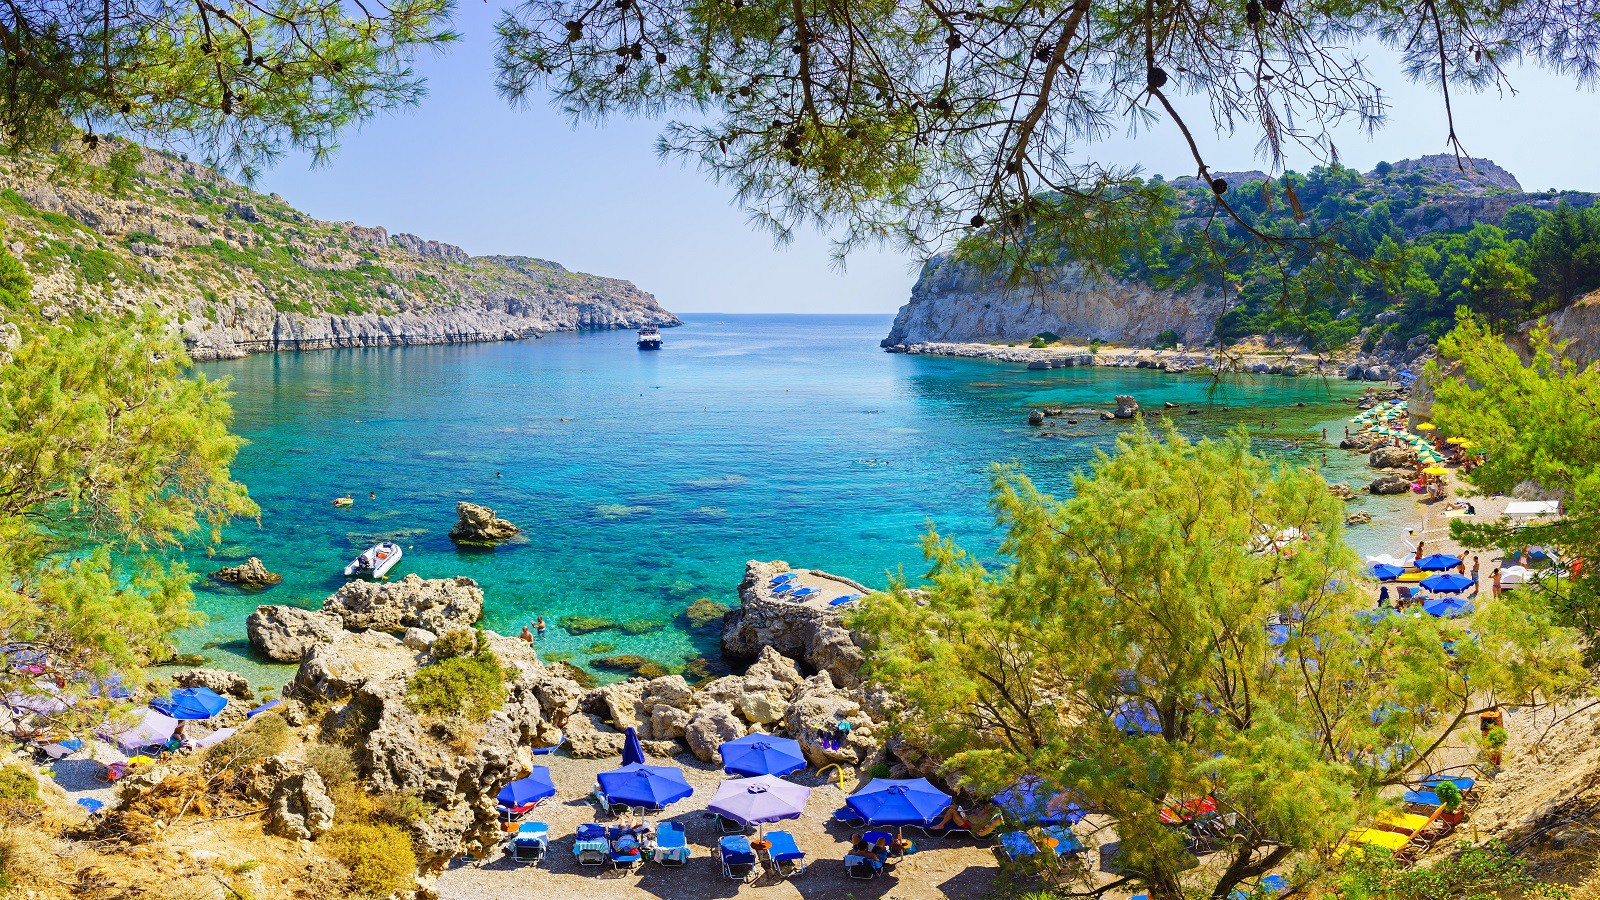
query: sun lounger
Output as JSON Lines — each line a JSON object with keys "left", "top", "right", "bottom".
{"left": 510, "top": 822, "right": 548, "bottom": 864}
{"left": 762, "top": 830, "right": 806, "bottom": 878}
{"left": 832, "top": 805, "right": 866, "bottom": 827}
{"left": 1000, "top": 830, "right": 1039, "bottom": 862}
{"left": 573, "top": 823, "right": 608, "bottom": 866}
{"left": 531, "top": 733, "right": 565, "bottom": 756}
{"left": 720, "top": 835, "right": 758, "bottom": 881}
{"left": 1043, "top": 824, "right": 1084, "bottom": 856}
{"left": 771, "top": 582, "right": 795, "bottom": 595}
{"left": 610, "top": 834, "right": 644, "bottom": 871}
{"left": 788, "top": 587, "right": 818, "bottom": 600}
{"left": 844, "top": 854, "right": 881, "bottom": 879}
{"left": 592, "top": 787, "right": 621, "bottom": 816}
{"left": 770, "top": 574, "right": 795, "bottom": 586}
{"left": 655, "top": 822, "right": 689, "bottom": 866}
{"left": 829, "top": 594, "right": 862, "bottom": 606}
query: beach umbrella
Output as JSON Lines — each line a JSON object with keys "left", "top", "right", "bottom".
{"left": 719, "top": 733, "right": 807, "bottom": 777}
{"left": 994, "top": 775, "right": 1086, "bottom": 826}
{"left": 1423, "top": 466, "right": 1450, "bottom": 476}
{"left": 114, "top": 709, "right": 179, "bottom": 751}
{"left": 1423, "top": 596, "right": 1475, "bottom": 618}
{"left": 150, "top": 686, "right": 228, "bottom": 720}
{"left": 597, "top": 763, "right": 694, "bottom": 810}
{"left": 708, "top": 775, "right": 812, "bottom": 826}
{"left": 845, "top": 778, "right": 952, "bottom": 827}
{"left": 1416, "top": 423, "right": 1436, "bottom": 431}
{"left": 1414, "top": 554, "right": 1463, "bottom": 571}
{"left": 498, "top": 768, "right": 556, "bottom": 808}
{"left": 1421, "top": 573, "right": 1474, "bottom": 594}
{"left": 1112, "top": 702, "right": 1163, "bottom": 736}
{"left": 1368, "top": 563, "right": 1405, "bottom": 581}
{"left": 621, "top": 726, "right": 646, "bottom": 767}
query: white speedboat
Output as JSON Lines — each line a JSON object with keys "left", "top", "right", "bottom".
{"left": 345, "top": 541, "right": 402, "bottom": 578}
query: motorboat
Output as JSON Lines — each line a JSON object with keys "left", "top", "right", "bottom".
{"left": 637, "top": 326, "right": 662, "bottom": 350}
{"left": 345, "top": 541, "right": 402, "bottom": 578}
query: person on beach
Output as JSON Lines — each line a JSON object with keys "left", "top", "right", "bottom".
{"left": 519, "top": 625, "right": 533, "bottom": 643}
{"left": 1471, "top": 556, "right": 1480, "bottom": 585}
{"left": 1344, "top": 425, "right": 1350, "bottom": 439}
{"left": 1414, "top": 540, "right": 1425, "bottom": 558}
{"left": 1492, "top": 567, "right": 1502, "bottom": 598}
{"left": 1378, "top": 585, "right": 1390, "bottom": 608}
{"left": 536, "top": 616, "right": 546, "bottom": 637}
{"left": 1322, "top": 428, "right": 1328, "bottom": 442}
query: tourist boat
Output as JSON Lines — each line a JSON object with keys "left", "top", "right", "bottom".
{"left": 344, "top": 541, "right": 402, "bottom": 578}
{"left": 637, "top": 326, "right": 662, "bottom": 350}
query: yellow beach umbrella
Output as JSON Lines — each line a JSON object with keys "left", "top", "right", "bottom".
{"left": 126, "top": 755, "right": 155, "bottom": 767}
{"left": 1445, "top": 436, "right": 1465, "bottom": 445}
{"left": 1423, "top": 466, "right": 1450, "bottom": 476}
{"left": 1416, "top": 422, "right": 1437, "bottom": 431}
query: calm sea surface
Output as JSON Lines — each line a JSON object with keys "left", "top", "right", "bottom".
{"left": 179, "top": 314, "right": 1404, "bottom": 684}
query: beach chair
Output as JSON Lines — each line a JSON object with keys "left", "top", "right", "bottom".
{"left": 771, "top": 582, "right": 795, "bottom": 595}
{"left": 510, "top": 822, "right": 548, "bottom": 865}
{"left": 609, "top": 835, "right": 644, "bottom": 872}
{"left": 719, "top": 835, "right": 759, "bottom": 882}
{"left": 832, "top": 805, "right": 866, "bottom": 828}
{"left": 829, "top": 594, "right": 861, "bottom": 607}
{"left": 788, "top": 587, "right": 818, "bottom": 601}
{"left": 654, "top": 822, "right": 689, "bottom": 866}
{"left": 844, "top": 853, "right": 881, "bottom": 879}
{"left": 769, "top": 574, "right": 796, "bottom": 586}
{"left": 1000, "top": 830, "right": 1039, "bottom": 863}
{"left": 573, "top": 823, "right": 609, "bottom": 866}
{"left": 762, "top": 830, "right": 806, "bottom": 878}
{"left": 531, "top": 733, "right": 565, "bottom": 757}
{"left": 592, "top": 787, "right": 621, "bottom": 817}
{"left": 863, "top": 830, "right": 899, "bottom": 859}
{"left": 498, "top": 801, "right": 539, "bottom": 823}
{"left": 1043, "top": 825, "right": 1084, "bottom": 858}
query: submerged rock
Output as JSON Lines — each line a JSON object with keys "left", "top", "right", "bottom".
{"left": 246, "top": 604, "right": 344, "bottom": 663}
{"left": 1346, "top": 511, "right": 1373, "bottom": 525}
{"left": 213, "top": 557, "right": 283, "bottom": 587}
{"left": 592, "top": 655, "right": 669, "bottom": 678}
{"left": 448, "top": 501, "right": 520, "bottom": 546}
{"left": 685, "top": 598, "right": 732, "bottom": 629}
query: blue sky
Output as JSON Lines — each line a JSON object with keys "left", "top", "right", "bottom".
{"left": 254, "top": 5, "right": 1600, "bottom": 314}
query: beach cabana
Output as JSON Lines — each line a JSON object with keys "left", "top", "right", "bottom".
{"left": 1423, "top": 596, "right": 1475, "bottom": 618}
{"left": 719, "top": 734, "right": 807, "bottom": 777}
{"left": 1420, "top": 573, "right": 1474, "bottom": 594}
{"left": 845, "top": 778, "right": 952, "bottom": 828}
{"left": 707, "top": 775, "right": 812, "bottom": 830}
{"left": 596, "top": 763, "right": 694, "bottom": 811}
{"left": 151, "top": 687, "right": 227, "bottom": 720}
{"left": 1414, "top": 554, "right": 1463, "bottom": 572}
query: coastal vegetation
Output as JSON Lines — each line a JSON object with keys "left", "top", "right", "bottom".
{"left": 852, "top": 427, "right": 1585, "bottom": 899}
{"left": 0, "top": 247, "right": 255, "bottom": 723}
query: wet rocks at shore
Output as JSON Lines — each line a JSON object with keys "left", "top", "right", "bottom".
{"left": 212, "top": 557, "right": 283, "bottom": 587}
{"left": 323, "top": 573, "right": 484, "bottom": 634}
{"left": 1369, "top": 474, "right": 1411, "bottom": 495}
{"left": 1328, "top": 482, "right": 1356, "bottom": 500}
{"left": 246, "top": 605, "right": 344, "bottom": 663}
{"left": 448, "top": 502, "right": 520, "bottom": 546}
{"left": 1370, "top": 445, "right": 1418, "bottom": 469}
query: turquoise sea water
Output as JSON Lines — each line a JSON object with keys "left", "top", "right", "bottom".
{"left": 179, "top": 314, "right": 1405, "bottom": 684}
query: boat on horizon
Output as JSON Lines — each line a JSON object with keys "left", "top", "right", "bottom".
{"left": 637, "top": 326, "right": 662, "bottom": 350}
{"left": 344, "top": 541, "right": 402, "bottom": 579}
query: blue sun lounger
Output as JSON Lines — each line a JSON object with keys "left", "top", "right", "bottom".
{"left": 771, "top": 582, "right": 795, "bottom": 595}
{"left": 1000, "top": 830, "right": 1039, "bottom": 862}
{"left": 510, "top": 822, "right": 548, "bottom": 864}
{"left": 788, "top": 587, "right": 818, "bottom": 600}
{"left": 720, "top": 835, "right": 758, "bottom": 882}
{"left": 770, "top": 574, "right": 796, "bottom": 586}
{"left": 829, "top": 594, "right": 862, "bottom": 606}
{"left": 573, "top": 823, "right": 608, "bottom": 866}
{"left": 655, "top": 821, "right": 689, "bottom": 866}
{"left": 763, "top": 830, "right": 806, "bottom": 878}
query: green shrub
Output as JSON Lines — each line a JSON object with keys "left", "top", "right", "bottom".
{"left": 430, "top": 628, "right": 477, "bottom": 660}
{"left": 305, "top": 743, "right": 359, "bottom": 792}
{"left": 405, "top": 653, "right": 505, "bottom": 720}
{"left": 0, "top": 765, "right": 38, "bottom": 802}
{"left": 203, "top": 714, "right": 288, "bottom": 773}
{"left": 125, "top": 231, "right": 161, "bottom": 246}
{"left": 1028, "top": 337, "right": 1047, "bottom": 349}
{"left": 867, "top": 762, "right": 892, "bottom": 779}
{"left": 324, "top": 822, "right": 416, "bottom": 897}
{"left": 1153, "top": 328, "right": 1180, "bottom": 349}
{"left": 373, "top": 791, "right": 430, "bottom": 828}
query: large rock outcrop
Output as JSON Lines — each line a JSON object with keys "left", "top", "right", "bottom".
{"left": 448, "top": 502, "right": 520, "bottom": 546}
{"left": 212, "top": 557, "right": 282, "bottom": 587}
{"left": 322, "top": 574, "right": 484, "bottom": 634}
{"left": 1, "top": 139, "right": 680, "bottom": 361}
{"left": 246, "top": 604, "right": 344, "bottom": 663}
{"left": 721, "top": 561, "right": 870, "bottom": 687}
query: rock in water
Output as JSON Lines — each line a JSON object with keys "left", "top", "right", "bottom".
{"left": 322, "top": 573, "right": 484, "bottom": 634}
{"left": 1113, "top": 395, "right": 1140, "bottom": 419}
{"left": 1346, "top": 511, "right": 1373, "bottom": 525}
{"left": 1027, "top": 409, "right": 1045, "bottom": 426}
{"left": 1328, "top": 482, "right": 1355, "bottom": 500}
{"left": 1370, "top": 445, "right": 1417, "bottom": 469}
{"left": 449, "top": 501, "right": 520, "bottom": 546}
{"left": 213, "top": 557, "right": 283, "bottom": 587}
{"left": 1369, "top": 474, "right": 1411, "bottom": 495}
{"left": 246, "top": 605, "right": 344, "bottom": 663}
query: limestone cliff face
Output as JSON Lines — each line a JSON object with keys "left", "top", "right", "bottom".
{"left": 2, "top": 141, "right": 679, "bottom": 359}
{"left": 882, "top": 255, "right": 1227, "bottom": 347}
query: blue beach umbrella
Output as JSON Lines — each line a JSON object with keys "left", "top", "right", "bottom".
{"left": 151, "top": 687, "right": 228, "bottom": 720}
{"left": 708, "top": 775, "right": 812, "bottom": 826}
{"left": 497, "top": 767, "right": 556, "bottom": 808}
{"left": 1367, "top": 563, "right": 1405, "bottom": 581}
{"left": 622, "top": 726, "right": 647, "bottom": 767}
{"left": 1423, "top": 596, "right": 1475, "bottom": 618}
{"left": 994, "top": 775, "right": 1086, "bottom": 826}
{"left": 597, "top": 763, "right": 695, "bottom": 810}
{"left": 1414, "top": 554, "right": 1463, "bottom": 571}
{"left": 1421, "top": 573, "right": 1474, "bottom": 594}
{"left": 719, "top": 733, "right": 807, "bottom": 777}
{"left": 845, "top": 778, "right": 952, "bottom": 827}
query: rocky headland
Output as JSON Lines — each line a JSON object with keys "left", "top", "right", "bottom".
{"left": 0, "top": 140, "right": 680, "bottom": 360}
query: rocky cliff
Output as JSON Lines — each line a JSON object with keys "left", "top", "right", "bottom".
{"left": 1, "top": 140, "right": 679, "bottom": 359}
{"left": 882, "top": 257, "right": 1227, "bottom": 348}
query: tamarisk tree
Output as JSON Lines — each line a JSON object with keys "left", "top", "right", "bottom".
{"left": 851, "top": 428, "right": 1583, "bottom": 899}
{"left": 0, "top": 252, "right": 256, "bottom": 732}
